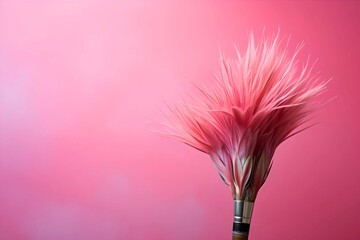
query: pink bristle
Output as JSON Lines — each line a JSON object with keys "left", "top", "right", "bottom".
{"left": 156, "top": 32, "right": 327, "bottom": 201}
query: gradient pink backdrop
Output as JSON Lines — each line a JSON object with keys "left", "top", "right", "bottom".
{"left": 1, "top": 1, "right": 359, "bottom": 239}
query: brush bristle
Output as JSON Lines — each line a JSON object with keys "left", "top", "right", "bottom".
{"left": 156, "top": 32, "right": 327, "bottom": 201}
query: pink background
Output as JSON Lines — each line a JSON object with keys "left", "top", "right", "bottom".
{"left": 1, "top": 1, "right": 359, "bottom": 239}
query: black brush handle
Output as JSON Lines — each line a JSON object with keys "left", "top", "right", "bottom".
{"left": 232, "top": 222, "right": 250, "bottom": 239}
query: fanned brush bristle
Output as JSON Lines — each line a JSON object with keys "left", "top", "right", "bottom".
{"left": 155, "top": 32, "right": 327, "bottom": 201}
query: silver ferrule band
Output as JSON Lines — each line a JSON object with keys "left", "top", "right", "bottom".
{"left": 234, "top": 200, "right": 254, "bottom": 224}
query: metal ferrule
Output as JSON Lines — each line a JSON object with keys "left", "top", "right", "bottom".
{"left": 234, "top": 200, "right": 254, "bottom": 224}
{"left": 232, "top": 200, "right": 254, "bottom": 235}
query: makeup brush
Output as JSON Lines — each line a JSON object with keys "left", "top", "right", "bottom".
{"left": 155, "top": 32, "right": 327, "bottom": 239}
